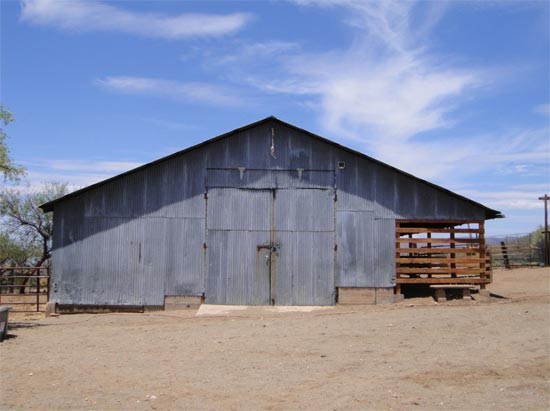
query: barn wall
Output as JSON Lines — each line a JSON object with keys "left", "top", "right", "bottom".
{"left": 50, "top": 151, "right": 208, "bottom": 306}
{"left": 50, "top": 119, "right": 489, "bottom": 306}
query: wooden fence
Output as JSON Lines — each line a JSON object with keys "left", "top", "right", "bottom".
{"left": 487, "top": 234, "right": 544, "bottom": 268}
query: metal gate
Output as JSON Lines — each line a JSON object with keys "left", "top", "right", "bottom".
{"left": 0, "top": 266, "right": 50, "bottom": 312}
{"left": 205, "top": 186, "right": 335, "bottom": 305}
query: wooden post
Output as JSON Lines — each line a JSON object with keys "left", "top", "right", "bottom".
{"left": 36, "top": 271, "right": 40, "bottom": 312}
{"left": 501, "top": 241, "right": 510, "bottom": 269}
{"left": 479, "top": 221, "right": 486, "bottom": 289}
{"left": 395, "top": 222, "right": 401, "bottom": 294}
{"left": 450, "top": 231, "right": 456, "bottom": 278}
{"left": 46, "top": 265, "right": 51, "bottom": 303}
{"left": 539, "top": 194, "right": 549, "bottom": 266}
{"left": 427, "top": 232, "right": 432, "bottom": 278}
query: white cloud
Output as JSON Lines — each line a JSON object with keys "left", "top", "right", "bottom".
{"left": 216, "top": 41, "right": 300, "bottom": 64}
{"left": 16, "top": 159, "right": 146, "bottom": 192}
{"left": 144, "top": 118, "right": 196, "bottom": 131}
{"left": 45, "top": 159, "right": 143, "bottom": 173}
{"left": 20, "top": 0, "right": 252, "bottom": 39}
{"left": 96, "top": 76, "right": 244, "bottom": 107}
{"left": 534, "top": 103, "right": 550, "bottom": 116}
{"left": 238, "top": 1, "right": 482, "bottom": 142}
{"left": 460, "top": 189, "right": 550, "bottom": 211}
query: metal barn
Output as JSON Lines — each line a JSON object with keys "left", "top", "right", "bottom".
{"left": 41, "top": 117, "right": 502, "bottom": 309}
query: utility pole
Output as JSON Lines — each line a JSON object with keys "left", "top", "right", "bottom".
{"left": 539, "top": 194, "right": 550, "bottom": 266}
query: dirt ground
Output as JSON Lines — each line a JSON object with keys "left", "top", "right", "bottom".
{"left": 1, "top": 267, "right": 549, "bottom": 411}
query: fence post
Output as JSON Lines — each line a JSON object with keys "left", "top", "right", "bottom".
{"left": 47, "top": 265, "right": 51, "bottom": 303}
{"left": 500, "top": 241, "right": 510, "bottom": 269}
{"left": 36, "top": 270, "right": 40, "bottom": 312}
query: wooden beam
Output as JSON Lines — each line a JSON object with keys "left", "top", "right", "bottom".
{"left": 396, "top": 257, "right": 485, "bottom": 264}
{"left": 396, "top": 227, "right": 481, "bottom": 234}
{"left": 396, "top": 268, "right": 485, "bottom": 275}
{"left": 396, "top": 247, "right": 481, "bottom": 254}
{"left": 397, "top": 278, "right": 489, "bottom": 284}
{"left": 396, "top": 238, "right": 481, "bottom": 244}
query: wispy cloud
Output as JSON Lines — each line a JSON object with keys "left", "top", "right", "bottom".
{"left": 45, "top": 159, "right": 143, "bottom": 173}
{"left": 144, "top": 118, "right": 196, "bottom": 131}
{"left": 376, "top": 127, "right": 550, "bottom": 183}
{"left": 16, "top": 158, "right": 146, "bottom": 193}
{"left": 20, "top": 0, "right": 252, "bottom": 39}
{"left": 232, "top": 1, "right": 483, "bottom": 143}
{"left": 96, "top": 76, "right": 244, "bottom": 107}
{"left": 212, "top": 1, "right": 546, "bottom": 193}
{"left": 461, "top": 188, "right": 550, "bottom": 211}
{"left": 534, "top": 103, "right": 550, "bottom": 116}
{"left": 216, "top": 41, "right": 300, "bottom": 65}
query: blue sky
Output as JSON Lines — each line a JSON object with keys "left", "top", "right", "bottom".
{"left": 1, "top": 0, "right": 548, "bottom": 236}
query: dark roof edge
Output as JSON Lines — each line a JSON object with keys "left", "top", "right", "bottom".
{"left": 40, "top": 116, "right": 503, "bottom": 220}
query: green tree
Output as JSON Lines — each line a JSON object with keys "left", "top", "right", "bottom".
{"left": 530, "top": 226, "right": 545, "bottom": 264}
{"left": 0, "top": 105, "right": 25, "bottom": 182}
{"left": 0, "top": 232, "right": 40, "bottom": 266}
{"left": 0, "top": 182, "right": 69, "bottom": 267}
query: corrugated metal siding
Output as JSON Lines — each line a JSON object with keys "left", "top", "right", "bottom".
{"left": 207, "top": 188, "right": 272, "bottom": 231}
{"left": 51, "top": 118, "right": 491, "bottom": 306}
{"left": 274, "top": 188, "right": 334, "bottom": 232}
{"left": 274, "top": 188, "right": 335, "bottom": 305}
{"left": 206, "top": 230, "right": 271, "bottom": 305}
{"left": 207, "top": 168, "right": 333, "bottom": 190}
{"left": 206, "top": 189, "right": 271, "bottom": 305}
{"left": 274, "top": 231, "right": 335, "bottom": 305}
{"left": 51, "top": 151, "right": 207, "bottom": 306}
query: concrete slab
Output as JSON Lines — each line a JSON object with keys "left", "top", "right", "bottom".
{"left": 196, "top": 304, "right": 333, "bottom": 317}
{"left": 196, "top": 305, "right": 248, "bottom": 317}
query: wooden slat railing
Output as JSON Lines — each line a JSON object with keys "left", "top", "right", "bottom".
{"left": 395, "top": 220, "right": 490, "bottom": 293}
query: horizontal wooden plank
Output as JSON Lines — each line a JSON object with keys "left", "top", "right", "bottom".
{"left": 396, "top": 268, "right": 485, "bottom": 274}
{"left": 396, "top": 238, "right": 482, "bottom": 244}
{"left": 396, "top": 247, "right": 481, "bottom": 254}
{"left": 430, "top": 284, "right": 474, "bottom": 289}
{"left": 396, "top": 257, "right": 485, "bottom": 264}
{"left": 397, "top": 278, "right": 489, "bottom": 284}
{"left": 396, "top": 227, "right": 481, "bottom": 234}
{"left": 396, "top": 219, "right": 483, "bottom": 224}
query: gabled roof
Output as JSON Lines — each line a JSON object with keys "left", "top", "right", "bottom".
{"left": 40, "top": 116, "right": 503, "bottom": 219}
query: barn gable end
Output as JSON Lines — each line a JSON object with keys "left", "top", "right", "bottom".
{"left": 42, "top": 117, "right": 501, "bottom": 308}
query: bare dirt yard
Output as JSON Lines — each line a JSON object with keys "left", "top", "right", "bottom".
{"left": 1, "top": 267, "right": 549, "bottom": 411}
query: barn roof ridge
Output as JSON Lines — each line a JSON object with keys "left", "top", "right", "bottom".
{"left": 40, "top": 116, "right": 503, "bottom": 219}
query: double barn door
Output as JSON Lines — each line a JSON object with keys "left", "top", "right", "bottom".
{"left": 206, "top": 187, "right": 335, "bottom": 305}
